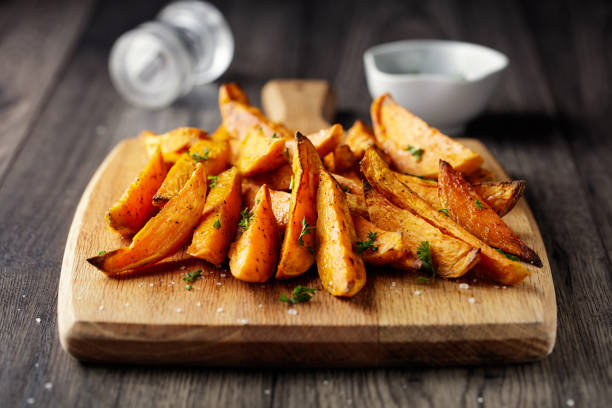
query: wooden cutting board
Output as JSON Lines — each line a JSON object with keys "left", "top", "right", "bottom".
{"left": 58, "top": 80, "right": 556, "bottom": 366}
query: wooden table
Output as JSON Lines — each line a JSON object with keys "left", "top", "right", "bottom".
{"left": 0, "top": 0, "right": 610, "bottom": 406}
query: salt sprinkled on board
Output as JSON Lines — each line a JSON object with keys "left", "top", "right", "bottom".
{"left": 124, "top": 303, "right": 129, "bottom": 307}
{"left": 26, "top": 398, "right": 34, "bottom": 405}
{"left": 35, "top": 318, "right": 41, "bottom": 324}
{"left": 459, "top": 283, "right": 469, "bottom": 290}
{"left": 44, "top": 382, "right": 52, "bottom": 390}
{"left": 149, "top": 283, "right": 154, "bottom": 287}
{"left": 257, "top": 304, "right": 263, "bottom": 308}
{"left": 287, "top": 308, "right": 297, "bottom": 315}
{"left": 138, "top": 283, "right": 144, "bottom": 288}
{"left": 237, "top": 318, "right": 249, "bottom": 325}
{"left": 217, "top": 307, "right": 223, "bottom": 313}
{"left": 414, "top": 290, "right": 421, "bottom": 295}
{"left": 391, "top": 282, "right": 396, "bottom": 287}
{"left": 216, "top": 282, "right": 222, "bottom": 286}
{"left": 468, "top": 297, "right": 476, "bottom": 304}
{"left": 196, "top": 302, "right": 201, "bottom": 307}
{"left": 220, "top": 273, "right": 226, "bottom": 278}
{"left": 566, "top": 399, "right": 575, "bottom": 407}
{"left": 323, "top": 380, "right": 329, "bottom": 385}
{"left": 176, "top": 308, "right": 183, "bottom": 313}
{"left": 477, "top": 396, "right": 484, "bottom": 404}
{"left": 99, "top": 305, "right": 104, "bottom": 311}
{"left": 264, "top": 389, "right": 271, "bottom": 395}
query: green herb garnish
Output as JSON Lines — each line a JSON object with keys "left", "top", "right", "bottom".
{"left": 475, "top": 199, "right": 483, "bottom": 210}
{"left": 280, "top": 285, "right": 318, "bottom": 305}
{"left": 356, "top": 232, "right": 378, "bottom": 254}
{"left": 404, "top": 145, "right": 424, "bottom": 161}
{"left": 439, "top": 208, "right": 449, "bottom": 216}
{"left": 271, "top": 132, "right": 279, "bottom": 139}
{"left": 342, "top": 185, "right": 351, "bottom": 193}
{"left": 207, "top": 175, "right": 218, "bottom": 189}
{"left": 183, "top": 269, "right": 202, "bottom": 282}
{"left": 213, "top": 215, "right": 221, "bottom": 229}
{"left": 416, "top": 241, "right": 436, "bottom": 283}
{"left": 185, "top": 284, "right": 192, "bottom": 291}
{"left": 98, "top": 250, "right": 107, "bottom": 256}
{"left": 238, "top": 208, "right": 254, "bottom": 230}
{"left": 298, "top": 217, "right": 315, "bottom": 249}
{"left": 190, "top": 148, "right": 210, "bottom": 162}
{"left": 285, "top": 147, "right": 290, "bottom": 158}
{"left": 495, "top": 248, "right": 520, "bottom": 261}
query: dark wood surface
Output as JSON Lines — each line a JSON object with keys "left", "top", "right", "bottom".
{"left": 0, "top": 0, "right": 610, "bottom": 406}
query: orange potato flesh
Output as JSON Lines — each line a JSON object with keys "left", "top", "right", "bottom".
{"left": 228, "top": 184, "right": 280, "bottom": 283}
{"left": 242, "top": 182, "right": 290, "bottom": 230}
{"left": 346, "top": 192, "right": 369, "bottom": 219}
{"left": 361, "top": 148, "right": 530, "bottom": 285}
{"left": 187, "top": 167, "right": 242, "bottom": 265}
{"left": 235, "top": 126, "right": 288, "bottom": 176}
{"left": 316, "top": 169, "right": 366, "bottom": 297}
{"left": 438, "top": 160, "right": 541, "bottom": 266}
{"left": 244, "top": 163, "right": 292, "bottom": 191}
{"left": 370, "top": 93, "right": 483, "bottom": 177}
{"left": 141, "top": 127, "right": 207, "bottom": 163}
{"left": 465, "top": 167, "right": 497, "bottom": 184}
{"left": 331, "top": 172, "right": 363, "bottom": 195}
{"left": 88, "top": 164, "right": 207, "bottom": 275}
{"left": 305, "top": 124, "right": 343, "bottom": 157}
{"left": 352, "top": 214, "right": 413, "bottom": 267}
{"left": 323, "top": 144, "right": 358, "bottom": 173}
{"left": 153, "top": 139, "right": 229, "bottom": 207}
{"left": 276, "top": 133, "right": 321, "bottom": 279}
{"left": 364, "top": 181, "right": 480, "bottom": 278}
{"left": 106, "top": 148, "right": 167, "bottom": 235}
{"left": 344, "top": 120, "right": 376, "bottom": 160}
{"left": 395, "top": 172, "right": 525, "bottom": 217}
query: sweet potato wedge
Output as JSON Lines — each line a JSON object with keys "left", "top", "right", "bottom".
{"left": 306, "top": 124, "right": 343, "bottom": 157}
{"left": 228, "top": 184, "right": 280, "bottom": 282}
{"left": 276, "top": 133, "right": 321, "bottom": 279}
{"left": 316, "top": 169, "right": 367, "bottom": 297}
{"left": 187, "top": 167, "right": 242, "bottom": 265}
{"left": 364, "top": 180, "right": 480, "bottom": 278}
{"left": 361, "top": 148, "right": 530, "bottom": 284}
{"left": 438, "top": 160, "right": 541, "bottom": 266}
{"left": 88, "top": 164, "right": 207, "bottom": 275}
{"left": 344, "top": 120, "right": 376, "bottom": 160}
{"left": 346, "top": 192, "right": 369, "bottom": 219}
{"left": 396, "top": 172, "right": 525, "bottom": 217}
{"left": 235, "top": 125, "right": 288, "bottom": 175}
{"left": 242, "top": 182, "right": 290, "bottom": 230}
{"left": 106, "top": 147, "right": 167, "bottom": 235}
{"left": 244, "top": 163, "right": 292, "bottom": 191}
{"left": 352, "top": 214, "right": 409, "bottom": 266}
{"left": 323, "top": 145, "right": 358, "bottom": 173}
{"left": 466, "top": 167, "right": 496, "bottom": 183}
{"left": 141, "top": 127, "right": 207, "bottom": 163}
{"left": 370, "top": 93, "right": 483, "bottom": 177}
{"left": 331, "top": 172, "right": 363, "bottom": 195}
{"left": 153, "top": 138, "right": 229, "bottom": 207}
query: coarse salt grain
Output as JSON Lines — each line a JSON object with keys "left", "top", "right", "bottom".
{"left": 26, "top": 398, "right": 35, "bottom": 404}
{"left": 139, "top": 283, "right": 144, "bottom": 287}
{"left": 257, "top": 304, "right": 263, "bottom": 308}
{"left": 99, "top": 305, "right": 104, "bottom": 311}
{"left": 323, "top": 380, "right": 329, "bottom": 385}
{"left": 216, "top": 282, "right": 222, "bottom": 286}
{"left": 566, "top": 399, "right": 575, "bottom": 407}
{"left": 264, "top": 389, "right": 271, "bottom": 395}
{"left": 220, "top": 273, "right": 226, "bottom": 278}
{"left": 44, "top": 382, "right": 52, "bottom": 390}
{"left": 459, "top": 283, "right": 469, "bottom": 290}
{"left": 196, "top": 302, "right": 201, "bottom": 307}
{"left": 502, "top": 286, "right": 507, "bottom": 289}
{"left": 468, "top": 297, "right": 476, "bottom": 304}
{"left": 494, "top": 285, "right": 500, "bottom": 289}
{"left": 149, "top": 283, "right": 154, "bottom": 287}
{"left": 288, "top": 308, "right": 297, "bottom": 315}
{"left": 124, "top": 303, "right": 129, "bottom": 307}
{"left": 35, "top": 318, "right": 41, "bottom": 324}
{"left": 391, "top": 282, "right": 396, "bottom": 287}
{"left": 217, "top": 307, "right": 223, "bottom": 313}
{"left": 180, "top": 266, "right": 186, "bottom": 270}
{"left": 414, "top": 290, "right": 421, "bottom": 295}
{"left": 477, "top": 396, "right": 484, "bottom": 403}
{"left": 176, "top": 308, "right": 182, "bottom": 313}
{"left": 237, "top": 318, "right": 248, "bottom": 325}
{"left": 171, "top": 281, "right": 175, "bottom": 285}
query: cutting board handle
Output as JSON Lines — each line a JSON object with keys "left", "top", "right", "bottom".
{"left": 261, "top": 79, "right": 335, "bottom": 134}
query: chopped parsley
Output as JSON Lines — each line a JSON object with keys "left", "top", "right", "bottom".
{"left": 271, "top": 132, "right": 279, "bottom": 139}
{"left": 280, "top": 285, "right": 318, "bottom": 305}
{"left": 404, "top": 145, "right": 425, "bottom": 161}
{"left": 190, "top": 148, "right": 210, "bottom": 162}
{"left": 342, "top": 185, "right": 351, "bottom": 193}
{"left": 495, "top": 248, "right": 520, "bottom": 261}
{"left": 297, "top": 217, "right": 315, "bottom": 251}
{"left": 213, "top": 215, "right": 222, "bottom": 229}
{"left": 207, "top": 175, "right": 218, "bottom": 189}
{"left": 284, "top": 147, "right": 290, "bottom": 158}
{"left": 183, "top": 269, "right": 202, "bottom": 282}
{"left": 416, "top": 241, "right": 436, "bottom": 283}
{"left": 356, "top": 232, "right": 378, "bottom": 254}
{"left": 238, "top": 208, "right": 254, "bottom": 230}
{"left": 98, "top": 250, "right": 107, "bottom": 256}
{"left": 438, "top": 208, "right": 450, "bottom": 216}
{"left": 475, "top": 199, "right": 483, "bottom": 210}
{"left": 185, "top": 284, "right": 192, "bottom": 291}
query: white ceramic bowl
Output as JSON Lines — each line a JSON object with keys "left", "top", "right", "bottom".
{"left": 364, "top": 40, "right": 508, "bottom": 135}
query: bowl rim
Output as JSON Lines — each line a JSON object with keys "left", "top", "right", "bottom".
{"left": 363, "top": 39, "right": 509, "bottom": 83}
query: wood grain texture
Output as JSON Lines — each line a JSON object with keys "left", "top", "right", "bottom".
{"left": 58, "top": 136, "right": 555, "bottom": 365}
{"left": 1, "top": 0, "right": 611, "bottom": 406}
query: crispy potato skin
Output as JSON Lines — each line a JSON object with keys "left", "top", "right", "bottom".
{"left": 323, "top": 145, "right": 358, "bottom": 173}
{"left": 276, "top": 134, "right": 321, "bottom": 279}
{"left": 316, "top": 170, "right": 366, "bottom": 297}
{"left": 106, "top": 148, "right": 167, "bottom": 235}
{"left": 332, "top": 172, "right": 363, "bottom": 195}
{"left": 346, "top": 192, "right": 369, "bottom": 219}
{"left": 438, "top": 160, "right": 541, "bottom": 266}
{"left": 229, "top": 184, "right": 280, "bottom": 282}
{"left": 395, "top": 172, "right": 525, "bottom": 217}
{"left": 244, "top": 164, "right": 292, "bottom": 191}
{"left": 361, "top": 148, "right": 530, "bottom": 285}
{"left": 364, "top": 182, "right": 480, "bottom": 278}
{"left": 306, "top": 124, "right": 343, "bottom": 157}
{"left": 188, "top": 167, "right": 242, "bottom": 265}
{"left": 236, "top": 126, "right": 288, "bottom": 176}
{"left": 141, "top": 127, "right": 207, "bottom": 163}
{"left": 89, "top": 165, "right": 207, "bottom": 275}
{"left": 153, "top": 139, "right": 229, "bottom": 206}
{"left": 242, "top": 182, "right": 290, "bottom": 230}
{"left": 352, "top": 214, "right": 411, "bottom": 266}
{"left": 370, "top": 94, "right": 483, "bottom": 177}
{"left": 344, "top": 120, "right": 376, "bottom": 160}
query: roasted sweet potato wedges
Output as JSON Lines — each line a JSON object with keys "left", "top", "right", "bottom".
{"left": 323, "top": 145, "right": 358, "bottom": 173}
{"left": 316, "top": 169, "right": 366, "bottom": 297}
{"left": 343, "top": 120, "right": 376, "bottom": 160}
{"left": 361, "top": 148, "right": 531, "bottom": 285}
{"left": 228, "top": 184, "right": 280, "bottom": 282}
{"left": 141, "top": 127, "right": 207, "bottom": 163}
{"left": 276, "top": 133, "right": 321, "bottom": 279}
{"left": 89, "top": 164, "right": 207, "bottom": 275}
{"left": 187, "top": 167, "right": 242, "bottom": 265}
{"left": 438, "top": 160, "right": 541, "bottom": 266}
{"left": 370, "top": 93, "right": 483, "bottom": 177}
{"left": 242, "top": 182, "right": 291, "bottom": 230}
{"left": 306, "top": 124, "right": 343, "bottom": 157}
{"left": 352, "top": 214, "right": 416, "bottom": 267}
{"left": 235, "top": 125, "right": 288, "bottom": 175}
{"left": 106, "top": 147, "right": 167, "bottom": 235}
